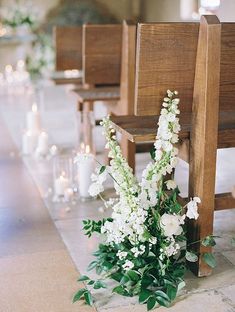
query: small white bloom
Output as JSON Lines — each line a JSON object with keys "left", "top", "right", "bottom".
{"left": 160, "top": 213, "right": 183, "bottom": 237}
{"left": 117, "top": 250, "right": 128, "bottom": 260}
{"left": 186, "top": 197, "right": 200, "bottom": 220}
{"left": 123, "top": 260, "right": 134, "bottom": 271}
{"left": 88, "top": 182, "right": 104, "bottom": 197}
{"left": 166, "top": 180, "right": 177, "bottom": 190}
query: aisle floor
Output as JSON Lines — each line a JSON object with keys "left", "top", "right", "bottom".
{"left": 0, "top": 84, "right": 235, "bottom": 312}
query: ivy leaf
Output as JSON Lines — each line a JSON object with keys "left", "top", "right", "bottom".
{"left": 77, "top": 275, "right": 90, "bottom": 282}
{"left": 155, "top": 290, "right": 170, "bottom": 302}
{"left": 87, "top": 260, "right": 97, "bottom": 271}
{"left": 167, "top": 285, "right": 177, "bottom": 301}
{"left": 177, "top": 281, "right": 186, "bottom": 293}
{"left": 186, "top": 251, "right": 198, "bottom": 262}
{"left": 120, "top": 275, "right": 130, "bottom": 285}
{"left": 99, "top": 165, "right": 106, "bottom": 175}
{"left": 93, "top": 280, "right": 107, "bottom": 289}
{"left": 202, "top": 235, "right": 216, "bottom": 247}
{"left": 84, "top": 291, "right": 93, "bottom": 306}
{"left": 139, "top": 289, "right": 153, "bottom": 303}
{"left": 72, "top": 288, "right": 87, "bottom": 303}
{"left": 112, "top": 285, "right": 129, "bottom": 296}
{"left": 231, "top": 237, "right": 235, "bottom": 247}
{"left": 156, "top": 296, "right": 170, "bottom": 307}
{"left": 127, "top": 270, "right": 140, "bottom": 282}
{"left": 203, "top": 252, "right": 216, "bottom": 268}
{"left": 147, "top": 296, "right": 156, "bottom": 311}
{"left": 111, "top": 272, "right": 123, "bottom": 282}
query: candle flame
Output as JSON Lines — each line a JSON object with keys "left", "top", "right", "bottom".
{"left": 32, "top": 103, "right": 38, "bottom": 112}
{"left": 85, "top": 145, "right": 90, "bottom": 154}
{"left": 5, "top": 65, "right": 13, "bottom": 72}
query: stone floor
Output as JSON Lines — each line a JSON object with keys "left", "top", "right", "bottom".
{"left": 0, "top": 83, "right": 235, "bottom": 312}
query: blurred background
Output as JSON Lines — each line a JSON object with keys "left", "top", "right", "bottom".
{"left": 0, "top": 0, "right": 234, "bottom": 76}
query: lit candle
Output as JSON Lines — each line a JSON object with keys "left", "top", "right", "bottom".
{"left": 4, "top": 65, "right": 13, "bottom": 82}
{"left": 50, "top": 145, "right": 59, "bottom": 156}
{"left": 16, "top": 60, "right": 25, "bottom": 72}
{"left": 77, "top": 144, "right": 95, "bottom": 199}
{"left": 54, "top": 172, "right": 69, "bottom": 197}
{"left": 22, "top": 130, "right": 38, "bottom": 155}
{"left": 35, "top": 131, "right": 49, "bottom": 156}
{"left": 26, "top": 103, "right": 41, "bottom": 134}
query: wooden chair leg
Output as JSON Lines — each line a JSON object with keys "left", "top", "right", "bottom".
{"left": 188, "top": 15, "right": 221, "bottom": 277}
{"left": 120, "top": 136, "right": 136, "bottom": 172}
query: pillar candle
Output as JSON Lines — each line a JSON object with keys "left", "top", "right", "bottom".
{"left": 54, "top": 173, "right": 69, "bottom": 197}
{"left": 22, "top": 130, "right": 38, "bottom": 155}
{"left": 26, "top": 103, "right": 41, "bottom": 134}
{"left": 36, "top": 131, "right": 49, "bottom": 155}
{"left": 77, "top": 145, "right": 95, "bottom": 198}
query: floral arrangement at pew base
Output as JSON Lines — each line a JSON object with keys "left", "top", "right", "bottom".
{"left": 73, "top": 91, "right": 217, "bottom": 310}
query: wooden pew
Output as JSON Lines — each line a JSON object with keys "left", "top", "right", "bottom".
{"left": 72, "top": 24, "right": 122, "bottom": 112}
{"left": 110, "top": 16, "right": 235, "bottom": 277}
{"left": 53, "top": 26, "right": 83, "bottom": 85}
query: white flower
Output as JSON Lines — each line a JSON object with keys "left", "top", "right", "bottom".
{"left": 165, "top": 180, "right": 177, "bottom": 190}
{"left": 123, "top": 260, "right": 134, "bottom": 271}
{"left": 160, "top": 213, "right": 183, "bottom": 237}
{"left": 117, "top": 250, "right": 127, "bottom": 260}
{"left": 186, "top": 197, "right": 200, "bottom": 220}
{"left": 88, "top": 182, "right": 104, "bottom": 197}
{"left": 149, "top": 237, "right": 157, "bottom": 244}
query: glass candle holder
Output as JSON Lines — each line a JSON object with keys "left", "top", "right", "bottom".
{"left": 53, "top": 155, "right": 74, "bottom": 201}
{"left": 76, "top": 108, "right": 95, "bottom": 154}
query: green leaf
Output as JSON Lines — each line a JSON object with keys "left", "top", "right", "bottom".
{"left": 120, "top": 275, "right": 130, "bottom": 285}
{"left": 93, "top": 280, "right": 107, "bottom": 289}
{"left": 147, "top": 296, "right": 156, "bottom": 311}
{"left": 177, "top": 281, "right": 186, "bottom": 293}
{"left": 111, "top": 272, "right": 123, "bottom": 282}
{"left": 139, "top": 289, "right": 153, "bottom": 303}
{"left": 231, "top": 237, "right": 235, "bottom": 247}
{"left": 84, "top": 291, "right": 93, "bottom": 306}
{"left": 203, "top": 252, "right": 216, "bottom": 268}
{"left": 87, "top": 260, "right": 97, "bottom": 271}
{"left": 72, "top": 288, "right": 87, "bottom": 303}
{"left": 186, "top": 251, "right": 198, "bottom": 262}
{"left": 77, "top": 275, "right": 90, "bottom": 282}
{"left": 127, "top": 270, "right": 140, "bottom": 282}
{"left": 112, "top": 285, "right": 126, "bottom": 296}
{"left": 150, "top": 146, "right": 156, "bottom": 160}
{"left": 202, "top": 235, "right": 216, "bottom": 247}
{"left": 99, "top": 165, "right": 106, "bottom": 175}
{"left": 156, "top": 296, "right": 170, "bottom": 307}
{"left": 141, "top": 274, "right": 154, "bottom": 288}
{"left": 155, "top": 290, "right": 170, "bottom": 302}
{"left": 167, "top": 285, "right": 177, "bottom": 301}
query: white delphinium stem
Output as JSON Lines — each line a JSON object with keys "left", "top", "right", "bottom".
{"left": 140, "top": 90, "right": 180, "bottom": 207}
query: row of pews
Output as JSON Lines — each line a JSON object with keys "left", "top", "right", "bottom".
{"left": 53, "top": 15, "right": 235, "bottom": 278}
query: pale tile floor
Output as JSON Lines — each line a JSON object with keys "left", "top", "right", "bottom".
{"left": 0, "top": 84, "right": 235, "bottom": 312}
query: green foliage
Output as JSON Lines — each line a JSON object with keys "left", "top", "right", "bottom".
{"left": 203, "top": 253, "right": 216, "bottom": 268}
{"left": 83, "top": 218, "right": 112, "bottom": 237}
{"left": 231, "top": 237, "right": 235, "bottom": 247}
{"left": 73, "top": 288, "right": 93, "bottom": 306}
{"left": 185, "top": 251, "right": 198, "bottom": 262}
{"left": 99, "top": 165, "right": 106, "bottom": 175}
{"left": 202, "top": 235, "right": 217, "bottom": 247}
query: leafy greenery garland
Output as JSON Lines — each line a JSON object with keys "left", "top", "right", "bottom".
{"left": 73, "top": 91, "right": 217, "bottom": 311}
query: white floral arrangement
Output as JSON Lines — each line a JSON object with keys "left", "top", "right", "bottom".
{"left": 26, "top": 35, "right": 55, "bottom": 80}
{"left": 0, "top": 1, "right": 39, "bottom": 30}
{"left": 74, "top": 91, "right": 216, "bottom": 310}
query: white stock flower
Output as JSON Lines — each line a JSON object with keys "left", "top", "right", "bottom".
{"left": 166, "top": 180, "right": 177, "bottom": 190}
{"left": 123, "top": 260, "right": 134, "bottom": 271}
{"left": 186, "top": 197, "right": 200, "bottom": 220}
{"left": 117, "top": 250, "right": 128, "bottom": 260}
{"left": 88, "top": 182, "right": 104, "bottom": 197}
{"left": 160, "top": 213, "right": 183, "bottom": 237}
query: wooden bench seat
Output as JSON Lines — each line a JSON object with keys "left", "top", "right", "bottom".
{"left": 110, "top": 111, "right": 235, "bottom": 147}
{"left": 72, "top": 86, "right": 120, "bottom": 103}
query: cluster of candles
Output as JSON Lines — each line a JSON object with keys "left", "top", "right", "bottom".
{"left": 53, "top": 143, "right": 95, "bottom": 201}
{"left": 22, "top": 103, "right": 49, "bottom": 157}
{"left": 0, "top": 60, "right": 30, "bottom": 95}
